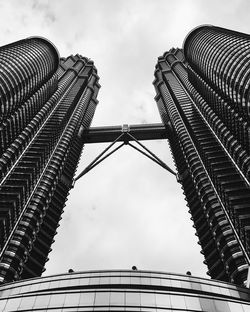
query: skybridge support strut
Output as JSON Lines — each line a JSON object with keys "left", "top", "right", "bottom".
{"left": 73, "top": 123, "right": 175, "bottom": 186}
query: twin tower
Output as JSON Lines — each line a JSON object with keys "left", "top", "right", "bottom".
{"left": 0, "top": 25, "right": 250, "bottom": 297}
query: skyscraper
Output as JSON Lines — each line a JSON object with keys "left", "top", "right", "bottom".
{"left": 154, "top": 25, "right": 250, "bottom": 285}
{"left": 0, "top": 37, "right": 100, "bottom": 283}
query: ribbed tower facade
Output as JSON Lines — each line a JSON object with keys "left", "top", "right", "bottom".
{"left": 154, "top": 26, "right": 250, "bottom": 286}
{"left": 0, "top": 38, "right": 100, "bottom": 283}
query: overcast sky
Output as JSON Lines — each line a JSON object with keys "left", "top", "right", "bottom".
{"left": 1, "top": 0, "right": 250, "bottom": 279}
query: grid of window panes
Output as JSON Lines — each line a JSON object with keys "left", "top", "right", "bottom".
{"left": 0, "top": 270, "right": 249, "bottom": 311}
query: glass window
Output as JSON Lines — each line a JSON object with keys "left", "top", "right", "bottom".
{"left": 18, "top": 295, "right": 36, "bottom": 309}
{"left": 242, "top": 303, "right": 250, "bottom": 312}
{"left": 141, "top": 292, "right": 156, "bottom": 306}
{"left": 79, "top": 292, "right": 95, "bottom": 306}
{"left": 89, "top": 277, "right": 100, "bottom": 285}
{"left": 140, "top": 277, "right": 151, "bottom": 285}
{"left": 110, "top": 291, "right": 125, "bottom": 305}
{"left": 213, "top": 299, "right": 230, "bottom": 312}
{"left": 191, "top": 282, "right": 202, "bottom": 291}
{"left": 219, "top": 287, "right": 231, "bottom": 296}
{"left": 121, "top": 276, "right": 130, "bottom": 284}
{"left": 99, "top": 276, "right": 110, "bottom": 284}
{"left": 39, "top": 281, "right": 50, "bottom": 290}
{"left": 0, "top": 299, "right": 6, "bottom": 310}
{"left": 94, "top": 291, "right": 110, "bottom": 306}
{"left": 227, "top": 301, "right": 244, "bottom": 311}
{"left": 155, "top": 293, "right": 171, "bottom": 308}
{"left": 184, "top": 296, "right": 202, "bottom": 310}
{"left": 110, "top": 276, "right": 120, "bottom": 284}
{"left": 131, "top": 277, "right": 141, "bottom": 284}
{"left": 160, "top": 278, "right": 171, "bottom": 287}
{"left": 49, "top": 280, "right": 60, "bottom": 289}
{"left": 4, "top": 297, "right": 22, "bottom": 310}
{"left": 170, "top": 279, "right": 182, "bottom": 288}
{"left": 33, "top": 294, "right": 51, "bottom": 309}
{"left": 49, "top": 293, "right": 66, "bottom": 307}
{"left": 171, "top": 295, "right": 186, "bottom": 309}
{"left": 59, "top": 278, "right": 71, "bottom": 288}
{"left": 150, "top": 278, "right": 161, "bottom": 286}
{"left": 64, "top": 292, "right": 80, "bottom": 307}
{"left": 200, "top": 297, "right": 216, "bottom": 311}
{"left": 126, "top": 292, "right": 140, "bottom": 306}
{"left": 230, "top": 289, "right": 241, "bottom": 299}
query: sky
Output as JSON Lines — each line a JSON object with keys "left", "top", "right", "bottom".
{"left": 1, "top": 0, "right": 250, "bottom": 279}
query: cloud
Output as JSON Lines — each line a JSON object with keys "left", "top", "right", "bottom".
{"left": 1, "top": 0, "right": 249, "bottom": 279}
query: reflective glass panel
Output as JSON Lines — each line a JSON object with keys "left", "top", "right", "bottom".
{"left": 243, "top": 304, "right": 250, "bottom": 312}
{"left": 170, "top": 279, "right": 182, "bottom": 288}
{"left": 200, "top": 297, "right": 216, "bottom": 312}
{"left": 0, "top": 299, "right": 6, "bottom": 310}
{"left": 171, "top": 295, "right": 186, "bottom": 309}
{"left": 79, "top": 292, "right": 95, "bottom": 306}
{"left": 4, "top": 297, "right": 22, "bottom": 310}
{"left": 110, "top": 276, "right": 120, "bottom": 284}
{"left": 126, "top": 292, "right": 140, "bottom": 306}
{"left": 219, "top": 287, "right": 231, "bottom": 296}
{"left": 184, "top": 295, "right": 202, "bottom": 310}
{"left": 94, "top": 291, "right": 110, "bottom": 306}
{"left": 160, "top": 278, "right": 171, "bottom": 287}
{"left": 19, "top": 295, "right": 36, "bottom": 309}
{"left": 33, "top": 294, "right": 51, "bottom": 308}
{"left": 141, "top": 292, "right": 156, "bottom": 306}
{"left": 214, "top": 299, "right": 231, "bottom": 312}
{"left": 49, "top": 293, "right": 66, "bottom": 307}
{"left": 121, "top": 276, "right": 130, "bottom": 284}
{"left": 64, "top": 292, "right": 80, "bottom": 307}
{"left": 155, "top": 293, "right": 171, "bottom": 308}
{"left": 227, "top": 301, "right": 244, "bottom": 312}
{"left": 110, "top": 291, "right": 125, "bottom": 305}
{"left": 89, "top": 277, "right": 100, "bottom": 285}
{"left": 99, "top": 276, "right": 110, "bottom": 284}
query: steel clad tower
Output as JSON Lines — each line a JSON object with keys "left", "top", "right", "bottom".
{"left": 154, "top": 26, "right": 250, "bottom": 285}
{"left": 0, "top": 38, "right": 100, "bottom": 282}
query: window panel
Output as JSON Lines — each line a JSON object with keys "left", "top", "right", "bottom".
{"left": 94, "top": 291, "right": 110, "bottom": 306}
{"left": 33, "top": 294, "right": 51, "bottom": 309}
{"left": 79, "top": 292, "right": 95, "bottom": 306}
{"left": 227, "top": 301, "right": 244, "bottom": 312}
{"left": 121, "top": 276, "right": 130, "bottom": 284}
{"left": 0, "top": 299, "right": 6, "bottom": 310}
{"left": 200, "top": 297, "right": 217, "bottom": 312}
{"left": 160, "top": 278, "right": 171, "bottom": 287}
{"left": 4, "top": 297, "right": 22, "bottom": 310}
{"left": 64, "top": 292, "right": 80, "bottom": 307}
{"left": 242, "top": 303, "right": 250, "bottom": 312}
{"left": 126, "top": 292, "right": 140, "bottom": 306}
{"left": 18, "top": 295, "right": 36, "bottom": 309}
{"left": 49, "top": 293, "right": 66, "bottom": 307}
{"left": 184, "top": 295, "right": 202, "bottom": 310}
{"left": 110, "top": 276, "right": 121, "bottom": 284}
{"left": 155, "top": 293, "right": 171, "bottom": 308}
{"left": 171, "top": 294, "right": 186, "bottom": 309}
{"left": 141, "top": 292, "right": 156, "bottom": 306}
{"left": 214, "top": 300, "right": 230, "bottom": 312}
{"left": 110, "top": 291, "right": 125, "bottom": 305}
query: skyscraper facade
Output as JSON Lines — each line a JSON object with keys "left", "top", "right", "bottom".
{"left": 154, "top": 26, "right": 250, "bottom": 286}
{"left": 0, "top": 38, "right": 100, "bottom": 283}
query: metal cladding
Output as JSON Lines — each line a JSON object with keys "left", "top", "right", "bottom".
{"left": 154, "top": 26, "right": 250, "bottom": 286}
{"left": 0, "top": 37, "right": 100, "bottom": 283}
